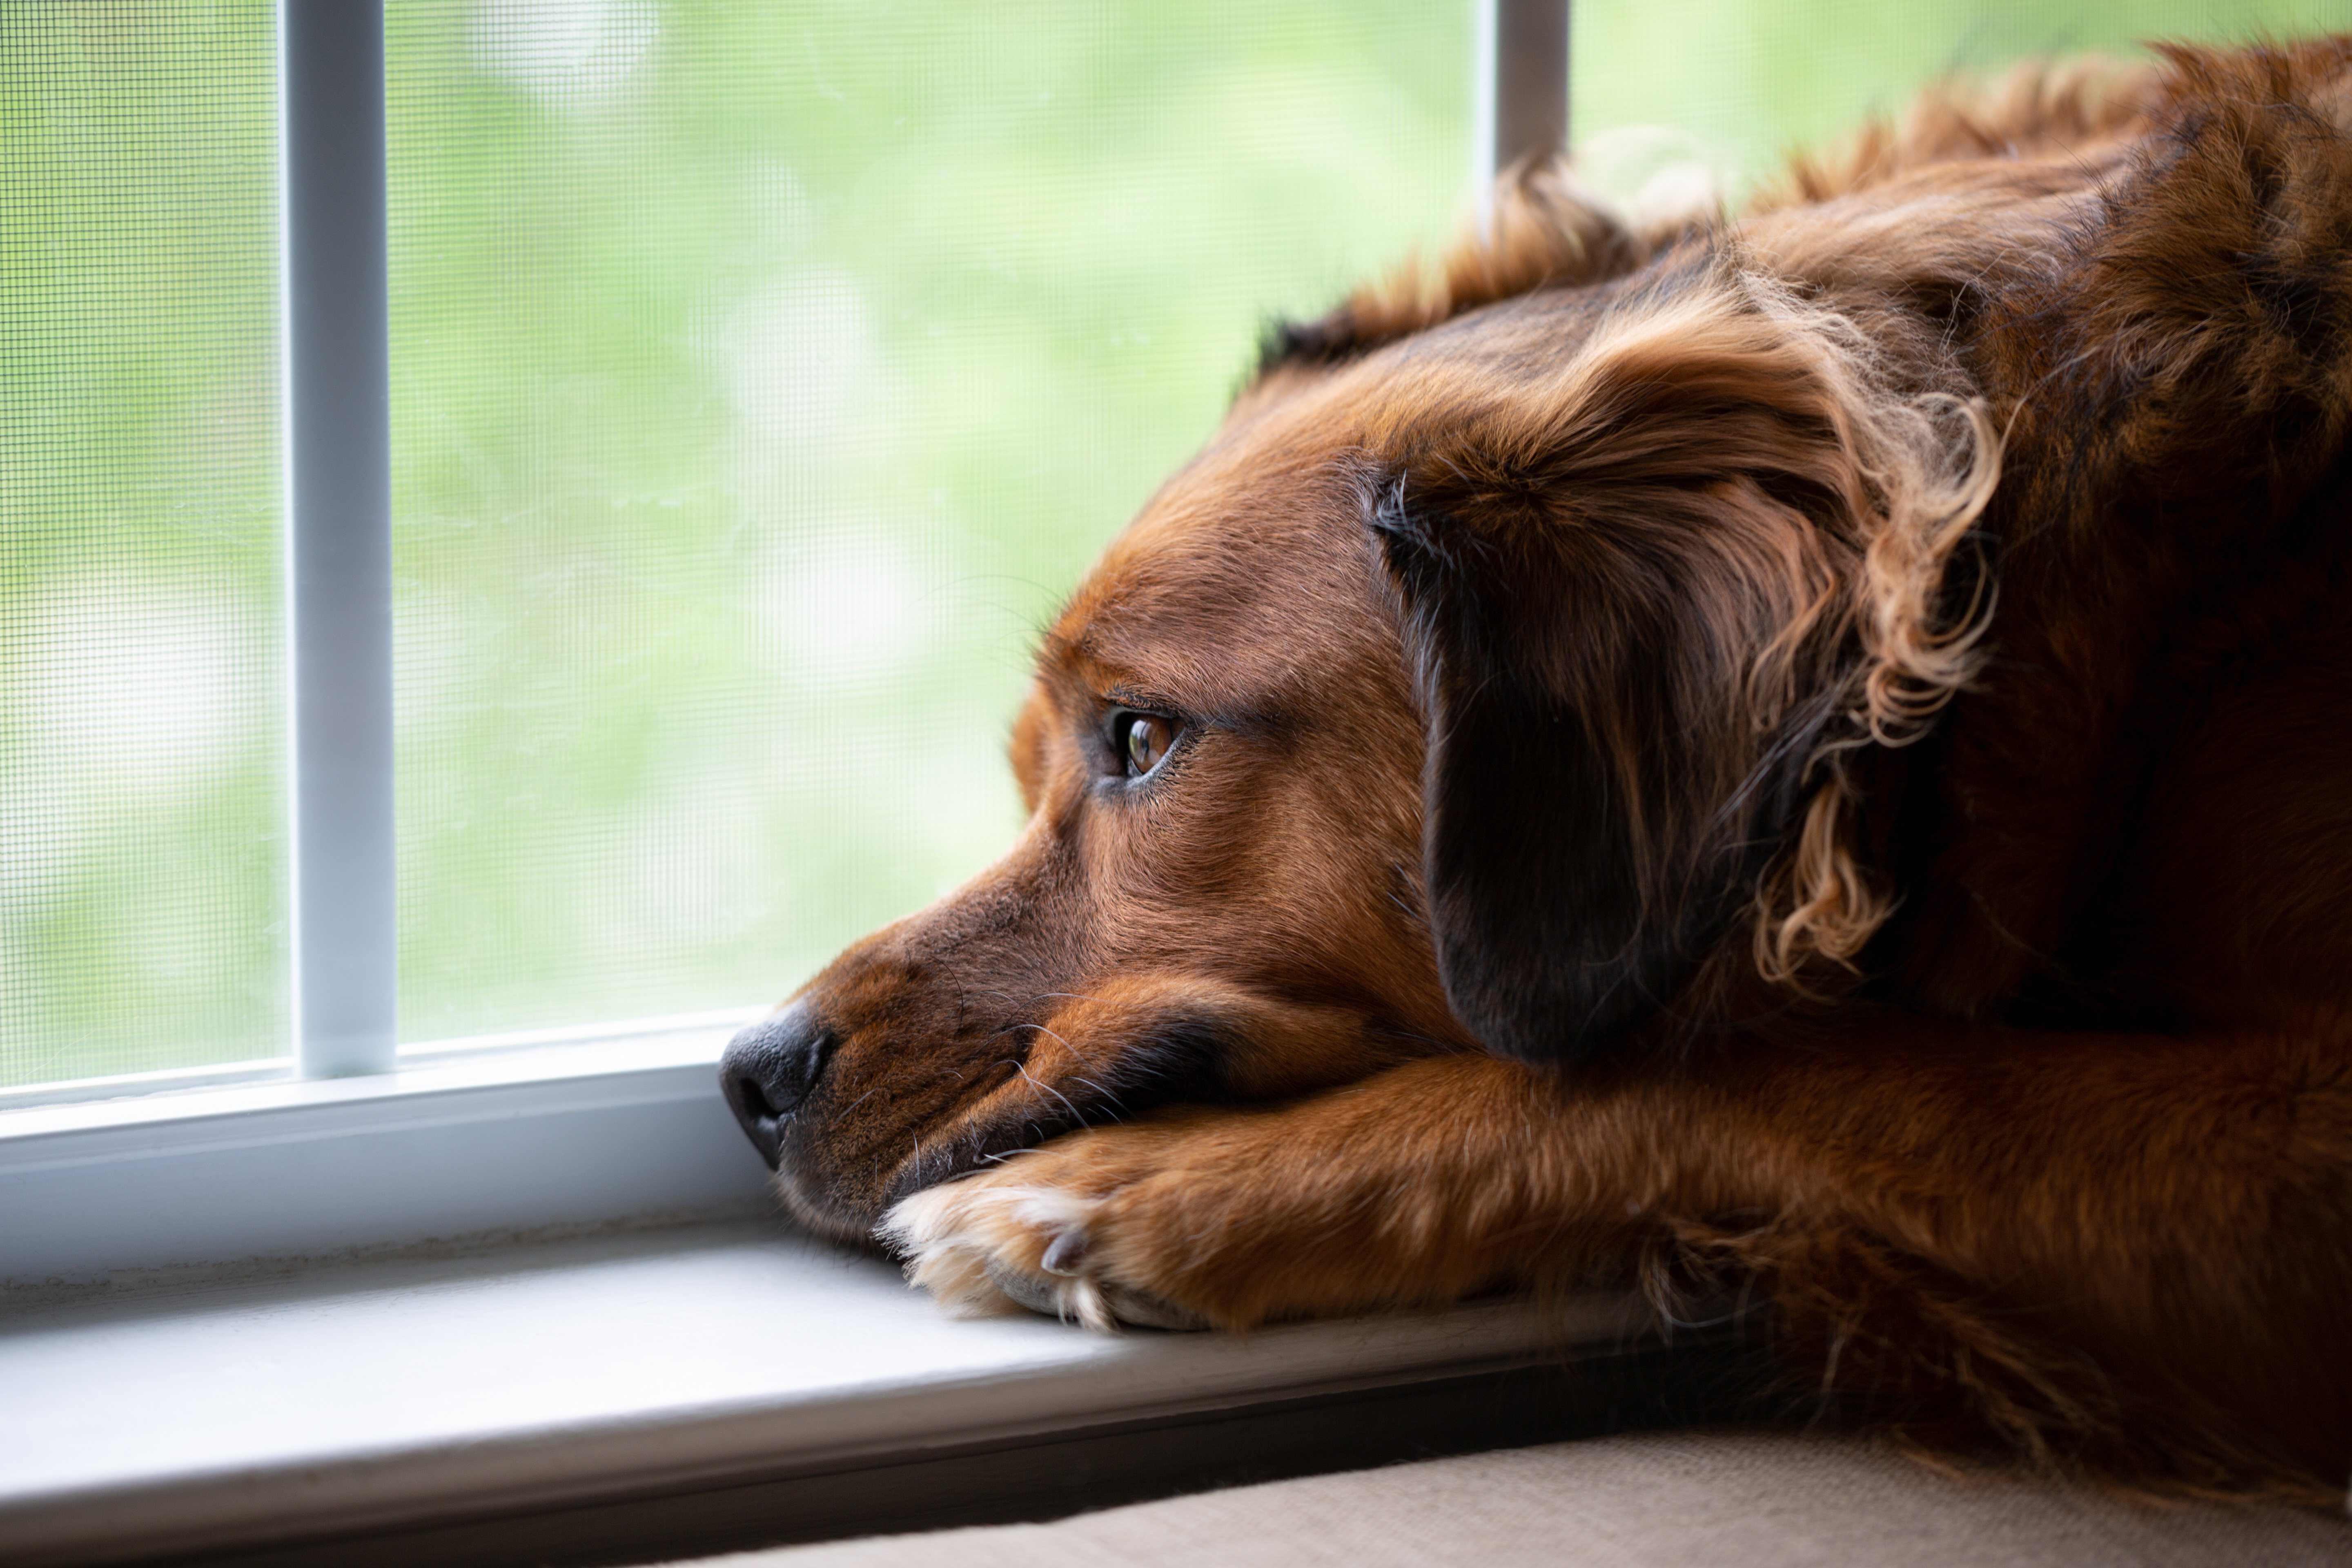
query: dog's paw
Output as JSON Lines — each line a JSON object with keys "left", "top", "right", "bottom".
{"left": 878, "top": 1165, "right": 1210, "bottom": 1333}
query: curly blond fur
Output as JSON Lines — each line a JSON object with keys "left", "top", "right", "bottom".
{"left": 1736, "top": 278, "right": 2002, "bottom": 981}
{"left": 1351, "top": 248, "right": 2001, "bottom": 988}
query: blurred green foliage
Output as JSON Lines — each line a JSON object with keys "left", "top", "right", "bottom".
{"left": 3, "top": 0, "right": 2341, "bottom": 1083}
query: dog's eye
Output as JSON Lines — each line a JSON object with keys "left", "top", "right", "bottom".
{"left": 1119, "top": 712, "right": 1176, "bottom": 779}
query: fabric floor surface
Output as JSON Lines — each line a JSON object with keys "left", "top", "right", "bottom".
{"left": 658, "top": 1429, "right": 2352, "bottom": 1568}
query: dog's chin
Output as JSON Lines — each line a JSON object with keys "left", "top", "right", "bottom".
{"left": 774, "top": 1096, "right": 1130, "bottom": 1250}
{"left": 765, "top": 1122, "right": 1029, "bottom": 1248}
{"left": 767, "top": 1165, "right": 886, "bottom": 1248}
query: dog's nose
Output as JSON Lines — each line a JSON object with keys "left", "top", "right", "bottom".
{"left": 719, "top": 1000, "right": 836, "bottom": 1170}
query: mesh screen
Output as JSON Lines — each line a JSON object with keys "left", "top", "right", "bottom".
{"left": 1575, "top": 0, "right": 2340, "bottom": 198}
{"left": 385, "top": 2, "right": 1474, "bottom": 1040}
{"left": 0, "top": 6, "right": 283, "bottom": 1087}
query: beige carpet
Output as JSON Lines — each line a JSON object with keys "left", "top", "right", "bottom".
{"left": 665, "top": 1430, "right": 2352, "bottom": 1568}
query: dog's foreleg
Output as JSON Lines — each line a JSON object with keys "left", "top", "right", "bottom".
{"left": 884, "top": 1025, "right": 2352, "bottom": 1491}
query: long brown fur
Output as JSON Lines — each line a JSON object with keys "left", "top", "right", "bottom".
{"left": 727, "top": 37, "right": 2352, "bottom": 1503}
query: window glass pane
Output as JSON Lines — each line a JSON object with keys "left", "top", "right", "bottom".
{"left": 1575, "top": 0, "right": 2340, "bottom": 198}
{"left": 0, "top": 5, "right": 283, "bottom": 1087}
{"left": 386, "top": 2, "right": 1473, "bottom": 1040}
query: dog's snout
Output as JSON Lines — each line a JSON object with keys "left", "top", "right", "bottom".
{"left": 719, "top": 1000, "right": 836, "bottom": 1170}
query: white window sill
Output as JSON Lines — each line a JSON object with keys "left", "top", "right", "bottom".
{"left": 0, "top": 1214, "right": 1655, "bottom": 1567}
{"left": 1, "top": 1027, "right": 1731, "bottom": 1565}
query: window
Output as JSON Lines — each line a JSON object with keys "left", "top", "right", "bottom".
{"left": 0, "top": 0, "right": 2328, "bottom": 1261}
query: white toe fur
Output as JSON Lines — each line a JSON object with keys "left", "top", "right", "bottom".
{"left": 879, "top": 1180, "right": 1121, "bottom": 1333}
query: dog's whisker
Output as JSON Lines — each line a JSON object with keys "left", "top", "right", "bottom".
{"left": 1014, "top": 1020, "right": 1105, "bottom": 1069}
{"left": 1012, "top": 1060, "right": 1089, "bottom": 1131}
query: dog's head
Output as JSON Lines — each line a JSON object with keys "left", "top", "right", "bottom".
{"left": 723, "top": 197, "right": 2000, "bottom": 1240}
{"left": 722, "top": 372, "right": 1464, "bottom": 1238}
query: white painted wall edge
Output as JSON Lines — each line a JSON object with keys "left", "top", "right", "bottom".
{"left": 0, "top": 1019, "right": 775, "bottom": 1282}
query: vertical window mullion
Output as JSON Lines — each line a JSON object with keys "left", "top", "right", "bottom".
{"left": 1474, "top": 2, "right": 1571, "bottom": 229}
{"left": 280, "top": 0, "right": 394, "bottom": 1078}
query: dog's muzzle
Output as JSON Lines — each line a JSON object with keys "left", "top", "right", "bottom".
{"left": 719, "top": 998, "right": 836, "bottom": 1170}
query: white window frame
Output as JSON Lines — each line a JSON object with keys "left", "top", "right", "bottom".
{"left": 0, "top": 0, "right": 1568, "bottom": 1288}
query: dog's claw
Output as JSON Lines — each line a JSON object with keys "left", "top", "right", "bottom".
{"left": 1040, "top": 1227, "right": 1089, "bottom": 1275}
{"left": 978, "top": 1252, "right": 1203, "bottom": 1330}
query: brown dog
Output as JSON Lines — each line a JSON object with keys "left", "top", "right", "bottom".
{"left": 721, "top": 38, "right": 2352, "bottom": 1497}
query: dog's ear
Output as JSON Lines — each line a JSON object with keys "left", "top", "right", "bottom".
{"left": 1366, "top": 262, "right": 1996, "bottom": 1067}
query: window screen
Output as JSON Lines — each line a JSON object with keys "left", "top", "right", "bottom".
{"left": 384, "top": 2, "right": 1474, "bottom": 1042}
{"left": 0, "top": 5, "right": 283, "bottom": 1087}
